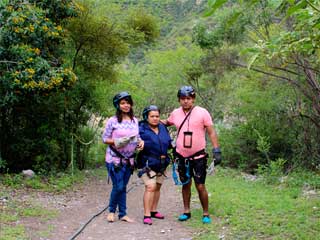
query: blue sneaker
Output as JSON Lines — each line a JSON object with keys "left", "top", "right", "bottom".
{"left": 202, "top": 215, "right": 212, "bottom": 224}
{"left": 178, "top": 213, "right": 191, "bottom": 221}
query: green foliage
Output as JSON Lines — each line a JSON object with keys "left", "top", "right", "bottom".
{"left": 193, "top": 7, "right": 249, "bottom": 49}
{"left": 0, "top": 1, "right": 77, "bottom": 100}
{"left": 258, "top": 158, "right": 287, "bottom": 184}
{"left": 126, "top": 8, "right": 160, "bottom": 43}
{"left": 18, "top": 205, "right": 57, "bottom": 218}
{"left": 189, "top": 169, "right": 320, "bottom": 239}
{"left": 0, "top": 156, "right": 7, "bottom": 171}
{"left": 120, "top": 39, "right": 205, "bottom": 115}
{"left": 0, "top": 0, "right": 159, "bottom": 173}
{"left": 0, "top": 188, "right": 57, "bottom": 240}
{"left": 1, "top": 173, "right": 23, "bottom": 187}
{"left": 0, "top": 0, "right": 78, "bottom": 172}
{"left": 0, "top": 169, "right": 89, "bottom": 192}
{"left": 87, "top": 141, "right": 106, "bottom": 168}
{"left": 0, "top": 225, "right": 26, "bottom": 240}
{"left": 285, "top": 168, "right": 320, "bottom": 189}
{"left": 254, "top": 128, "right": 271, "bottom": 163}
{"left": 192, "top": 0, "right": 320, "bottom": 171}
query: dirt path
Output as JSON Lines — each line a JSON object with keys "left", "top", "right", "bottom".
{"left": 22, "top": 172, "right": 194, "bottom": 240}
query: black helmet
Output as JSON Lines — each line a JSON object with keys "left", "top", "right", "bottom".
{"left": 142, "top": 105, "right": 160, "bottom": 121}
{"left": 113, "top": 91, "right": 133, "bottom": 109}
{"left": 177, "top": 86, "right": 195, "bottom": 98}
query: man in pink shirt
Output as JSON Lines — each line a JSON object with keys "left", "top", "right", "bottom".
{"left": 166, "top": 86, "right": 221, "bottom": 224}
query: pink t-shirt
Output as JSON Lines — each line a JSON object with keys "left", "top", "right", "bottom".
{"left": 167, "top": 106, "right": 213, "bottom": 158}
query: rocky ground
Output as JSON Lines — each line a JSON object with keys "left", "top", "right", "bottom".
{"left": 4, "top": 173, "right": 195, "bottom": 240}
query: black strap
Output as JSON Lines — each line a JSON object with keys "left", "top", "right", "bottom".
{"left": 109, "top": 145, "right": 135, "bottom": 167}
{"left": 176, "top": 106, "right": 194, "bottom": 137}
{"left": 175, "top": 148, "right": 207, "bottom": 160}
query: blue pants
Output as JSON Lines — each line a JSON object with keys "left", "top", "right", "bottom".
{"left": 106, "top": 163, "right": 132, "bottom": 219}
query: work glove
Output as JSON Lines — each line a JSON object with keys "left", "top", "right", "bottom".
{"left": 212, "top": 147, "right": 222, "bottom": 166}
{"left": 114, "top": 137, "right": 131, "bottom": 148}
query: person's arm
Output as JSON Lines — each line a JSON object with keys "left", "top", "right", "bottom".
{"left": 206, "top": 125, "right": 222, "bottom": 165}
{"left": 102, "top": 120, "right": 114, "bottom": 145}
{"left": 160, "top": 119, "right": 173, "bottom": 126}
{"left": 103, "top": 138, "right": 115, "bottom": 145}
{"left": 102, "top": 119, "right": 130, "bottom": 148}
{"left": 206, "top": 125, "right": 219, "bottom": 148}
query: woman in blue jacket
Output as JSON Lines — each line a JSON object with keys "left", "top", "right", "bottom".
{"left": 137, "top": 105, "right": 172, "bottom": 225}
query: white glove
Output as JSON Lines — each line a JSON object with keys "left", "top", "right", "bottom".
{"left": 114, "top": 137, "right": 131, "bottom": 148}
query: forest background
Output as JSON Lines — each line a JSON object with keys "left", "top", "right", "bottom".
{"left": 1, "top": 0, "right": 320, "bottom": 177}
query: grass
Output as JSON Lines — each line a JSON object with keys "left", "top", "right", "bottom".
{"left": 0, "top": 191, "right": 58, "bottom": 240}
{"left": 0, "top": 167, "right": 106, "bottom": 240}
{"left": 0, "top": 225, "right": 26, "bottom": 240}
{"left": 0, "top": 167, "right": 106, "bottom": 191}
{"left": 1, "top": 167, "right": 319, "bottom": 239}
{"left": 188, "top": 168, "right": 320, "bottom": 240}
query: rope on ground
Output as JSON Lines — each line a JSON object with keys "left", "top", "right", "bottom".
{"left": 67, "top": 178, "right": 144, "bottom": 240}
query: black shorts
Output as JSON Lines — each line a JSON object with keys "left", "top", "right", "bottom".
{"left": 178, "top": 156, "right": 208, "bottom": 184}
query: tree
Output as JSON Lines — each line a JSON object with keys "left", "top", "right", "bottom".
{"left": 0, "top": 0, "right": 160, "bottom": 172}
{"left": 0, "top": 0, "right": 78, "bottom": 172}
{"left": 195, "top": 0, "right": 320, "bottom": 169}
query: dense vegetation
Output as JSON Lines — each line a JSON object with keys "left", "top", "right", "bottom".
{"left": 0, "top": 0, "right": 319, "bottom": 177}
{"left": 0, "top": 0, "right": 159, "bottom": 172}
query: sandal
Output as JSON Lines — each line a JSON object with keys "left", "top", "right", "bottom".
{"left": 178, "top": 213, "right": 191, "bottom": 221}
{"left": 107, "top": 212, "right": 115, "bottom": 222}
{"left": 120, "top": 215, "right": 134, "bottom": 223}
{"left": 202, "top": 215, "right": 212, "bottom": 224}
{"left": 151, "top": 211, "right": 165, "bottom": 219}
{"left": 143, "top": 217, "right": 152, "bottom": 225}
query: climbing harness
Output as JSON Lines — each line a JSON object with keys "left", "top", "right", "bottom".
{"left": 172, "top": 159, "right": 190, "bottom": 185}
{"left": 109, "top": 145, "right": 135, "bottom": 173}
{"left": 137, "top": 155, "right": 168, "bottom": 179}
{"left": 172, "top": 149, "right": 207, "bottom": 185}
{"left": 207, "top": 160, "right": 215, "bottom": 175}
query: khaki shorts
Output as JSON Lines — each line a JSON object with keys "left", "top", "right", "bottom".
{"left": 141, "top": 170, "right": 167, "bottom": 186}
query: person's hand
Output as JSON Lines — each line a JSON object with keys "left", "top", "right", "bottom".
{"left": 114, "top": 137, "right": 131, "bottom": 148}
{"left": 212, "top": 147, "right": 222, "bottom": 166}
{"left": 136, "top": 139, "right": 144, "bottom": 151}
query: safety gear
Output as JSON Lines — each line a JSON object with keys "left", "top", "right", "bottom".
{"left": 114, "top": 137, "right": 131, "bottom": 148}
{"left": 212, "top": 147, "right": 222, "bottom": 165}
{"left": 207, "top": 160, "right": 215, "bottom": 175}
{"left": 137, "top": 121, "right": 171, "bottom": 173}
{"left": 142, "top": 105, "right": 160, "bottom": 121}
{"left": 172, "top": 160, "right": 190, "bottom": 186}
{"left": 113, "top": 91, "right": 133, "bottom": 109}
{"left": 172, "top": 149, "right": 207, "bottom": 185}
{"left": 177, "top": 86, "right": 195, "bottom": 98}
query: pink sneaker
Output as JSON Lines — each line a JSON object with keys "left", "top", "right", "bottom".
{"left": 143, "top": 217, "right": 152, "bottom": 225}
{"left": 151, "top": 212, "right": 165, "bottom": 219}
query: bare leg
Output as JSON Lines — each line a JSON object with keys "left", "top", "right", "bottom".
{"left": 182, "top": 180, "right": 192, "bottom": 213}
{"left": 143, "top": 183, "right": 156, "bottom": 216}
{"left": 195, "top": 183, "right": 209, "bottom": 215}
{"left": 151, "top": 183, "right": 162, "bottom": 212}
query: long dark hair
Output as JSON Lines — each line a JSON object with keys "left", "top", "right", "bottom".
{"left": 116, "top": 98, "right": 134, "bottom": 123}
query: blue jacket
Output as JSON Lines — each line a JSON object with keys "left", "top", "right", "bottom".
{"left": 137, "top": 121, "right": 172, "bottom": 172}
